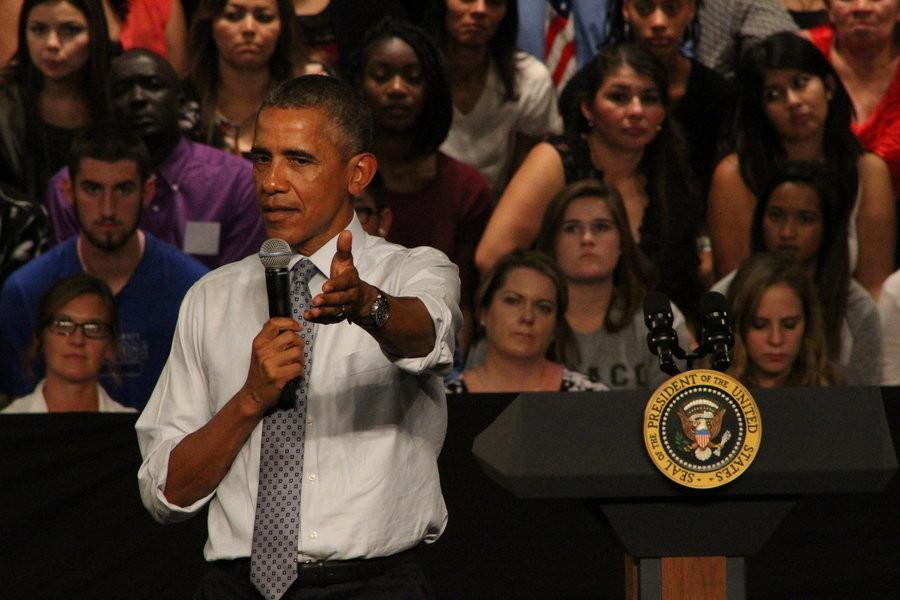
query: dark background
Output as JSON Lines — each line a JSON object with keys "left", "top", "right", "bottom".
{"left": 2, "top": 390, "right": 898, "bottom": 599}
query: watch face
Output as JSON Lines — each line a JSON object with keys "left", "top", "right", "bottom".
{"left": 372, "top": 294, "right": 389, "bottom": 328}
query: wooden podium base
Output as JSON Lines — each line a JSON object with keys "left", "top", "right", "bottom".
{"left": 626, "top": 555, "right": 744, "bottom": 600}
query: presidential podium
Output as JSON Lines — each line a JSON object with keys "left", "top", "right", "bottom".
{"left": 472, "top": 386, "right": 898, "bottom": 600}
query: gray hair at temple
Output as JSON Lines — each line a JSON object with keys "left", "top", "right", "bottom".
{"left": 261, "top": 75, "right": 374, "bottom": 159}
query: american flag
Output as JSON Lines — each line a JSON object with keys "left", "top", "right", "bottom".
{"left": 543, "top": 0, "right": 577, "bottom": 90}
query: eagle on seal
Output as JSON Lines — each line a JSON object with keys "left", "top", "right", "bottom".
{"left": 677, "top": 407, "right": 726, "bottom": 460}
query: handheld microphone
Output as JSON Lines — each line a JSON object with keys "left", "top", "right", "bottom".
{"left": 699, "top": 291, "right": 734, "bottom": 372}
{"left": 259, "top": 238, "right": 294, "bottom": 409}
{"left": 643, "top": 291, "right": 684, "bottom": 376}
{"left": 259, "top": 238, "right": 292, "bottom": 318}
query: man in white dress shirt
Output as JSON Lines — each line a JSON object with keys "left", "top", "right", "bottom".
{"left": 136, "top": 75, "right": 461, "bottom": 599}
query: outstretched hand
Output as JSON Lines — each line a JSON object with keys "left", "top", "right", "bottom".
{"left": 306, "top": 230, "right": 376, "bottom": 324}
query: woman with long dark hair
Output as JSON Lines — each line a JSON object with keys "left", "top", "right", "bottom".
{"left": 352, "top": 18, "right": 493, "bottom": 356}
{"left": 534, "top": 179, "right": 693, "bottom": 390}
{"left": 707, "top": 32, "right": 894, "bottom": 298}
{"left": 714, "top": 160, "right": 881, "bottom": 385}
{"left": 476, "top": 43, "right": 704, "bottom": 323}
{"left": 597, "top": 0, "right": 734, "bottom": 189}
{"left": 428, "top": 0, "right": 562, "bottom": 193}
{"left": 0, "top": 0, "right": 109, "bottom": 201}
{"left": 185, "top": 0, "right": 302, "bottom": 154}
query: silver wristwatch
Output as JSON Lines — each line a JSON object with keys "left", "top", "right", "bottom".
{"left": 355, "top": 291, "right": 390, "bottom": 329}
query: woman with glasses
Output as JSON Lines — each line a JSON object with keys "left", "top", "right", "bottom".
{"left": 2, "top": 274, "right": 133, "bottom": 413}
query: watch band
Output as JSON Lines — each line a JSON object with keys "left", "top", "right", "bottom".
{"left": 354, "top": 291, "right": 389, "bottom": 329}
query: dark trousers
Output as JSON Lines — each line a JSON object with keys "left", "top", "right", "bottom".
{"left": 194, "top": 558, "right": 436, "bottom": 600}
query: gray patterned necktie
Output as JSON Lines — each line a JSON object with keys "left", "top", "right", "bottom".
{"left": 250, "top": 258, "right": 317, "bottom": 600}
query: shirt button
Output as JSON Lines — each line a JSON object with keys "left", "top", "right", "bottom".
{"left": 306, "top": 416, "right": 313, "bottom": 424}
{"left": 171, "top": 184, "right": 179, "bottom": 192}
{"left": 151, "top": 204, "right": 160, "bottom": 212}
{"left": 310, "top": 531, "right": 318, "bottom": 539}
{"left": 308, "top": 473, "right": 317, "bottom": 481}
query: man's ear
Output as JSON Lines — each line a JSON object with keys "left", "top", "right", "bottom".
{"left": 348, "top": 153, "right": 378, "bottom": 197}
{"left": 62, "top": 176, "right": 75, "bottom": 206}
{"left": 141, "top": 175, "right": 156, "bottom": 208}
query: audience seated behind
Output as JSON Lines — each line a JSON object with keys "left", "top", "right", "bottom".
{"left": 476, "top": 43, "right": 704, "bottom": 325}
{"left": 104, "top": 0, "right": 189, "bottom": 74}
{"left": 780, "top": 0, "right": 829, "bottom": 29}
{"left": 877, "top": 268, "right": 900, "bottom": 384}
{"left": 807, "top": 0, "right": 900, "bottom": 214}
{"left": 350, "top": 171, "right": 392, "bottom": 238}
{"left": 292, "top": 0, "right": 407, "bottom": 78}
{"left": 182, "top": 0, "right": 304, "bottom": 155}
{"left": 0, "top": 0, "right": 109, "bottom": 203}
{"left": 352, "top": 18, "right": 493, "bottom": 357}
{"left": 446, "top": 249, "right": 606, "bottom": 394}
{"left": 517, "top": 0, "right": 610, "bottom": 77}
{"left": 428, "top": 0, "right": 562, "bottom": 195}
{"left": 0, "top": 123, "right": 208, "bottom": 410}
{"left": 533, "top": 180, "right": 692, "bottom": 391}
{"left": 694, "top": 0, "right": 797, "bottom": 79}
{"left": 726, "top": 252, "right": 840, "bottom": 388}
{"left": 45, "top": 48, "right": 266, "bottom": 269}
{"left": 0, "top": 182, "right": 49, "bottom": 287}
{"left": 0, "top": 0, "right": 188, "bottom": 75}
{"left": 707, "top": 32, "right": 895, "bottom": 298}
{"left": 570, "top": 0, "right": 734, "bottom": 194}
{"left": 713, "top": 161, "right": 881, "bottom": 386}
{"left": 2, "top": 274, "right": 135, "bottom": 413}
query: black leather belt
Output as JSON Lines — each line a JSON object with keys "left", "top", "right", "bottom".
{"left": 215, "top": 548, "right": 416, "bottom": 587}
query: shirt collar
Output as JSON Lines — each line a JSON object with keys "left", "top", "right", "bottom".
{"left": 288, "top": 213, "right": 369, "bottom": 280}
{"left": 153, "top": 136, "right": 191, "bottom": 190}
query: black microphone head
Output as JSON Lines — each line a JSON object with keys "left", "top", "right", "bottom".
{"left": 643, "top": 291, "right": 673, "bottom": 326}
{"left": 700, "top": 291, "right": 728, "bottom": 315}
{"left": 259, "top": 238, "right": 291, "bottom": 270}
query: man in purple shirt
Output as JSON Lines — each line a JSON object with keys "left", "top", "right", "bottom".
{"left": 45, "top": 49, "right": 266, "bottom": 270}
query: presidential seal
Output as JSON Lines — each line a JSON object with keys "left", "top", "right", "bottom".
{"left": 643, "top": 369, "right": 762, "bottom": 489}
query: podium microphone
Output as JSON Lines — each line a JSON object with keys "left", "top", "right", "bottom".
{"left": 259, "top": 238, "right": 294, "bottom": 408}
{"left": 699, "top": 291, "right": 734, "bottom": 372}
{"left": 643, "top": 291, "right": 684, "bottom": 377}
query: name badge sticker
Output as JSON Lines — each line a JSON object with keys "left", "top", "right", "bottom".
{"left": 184, "top": 221, "right": 221, "bottom": 256}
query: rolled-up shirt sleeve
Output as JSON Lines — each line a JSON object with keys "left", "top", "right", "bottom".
{"left": 136, "top": 281, "right": 216, "bottom": 523}
{"left": 384, "top": 246, "right": 462, "bottom": 376}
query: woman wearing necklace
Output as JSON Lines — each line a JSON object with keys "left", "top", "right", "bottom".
{"left": 446, "top": 250, "right": 606, "bottom": 394}
{"left": 184, "top": 0, "right": 304, "bottom": 155}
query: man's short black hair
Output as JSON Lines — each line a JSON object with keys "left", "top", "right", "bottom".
{"left": 67, "top": 122, "right": 152, "bottom": 183}
{"left": 111, "top": 48, "right": 180, "bottom": 87}
{"left": 261, "top": 75, "right": 373, "bottom": 158}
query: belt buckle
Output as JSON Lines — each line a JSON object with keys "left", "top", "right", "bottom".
{"left": 297, "top": 555, "right": 328, "bottom": 586}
